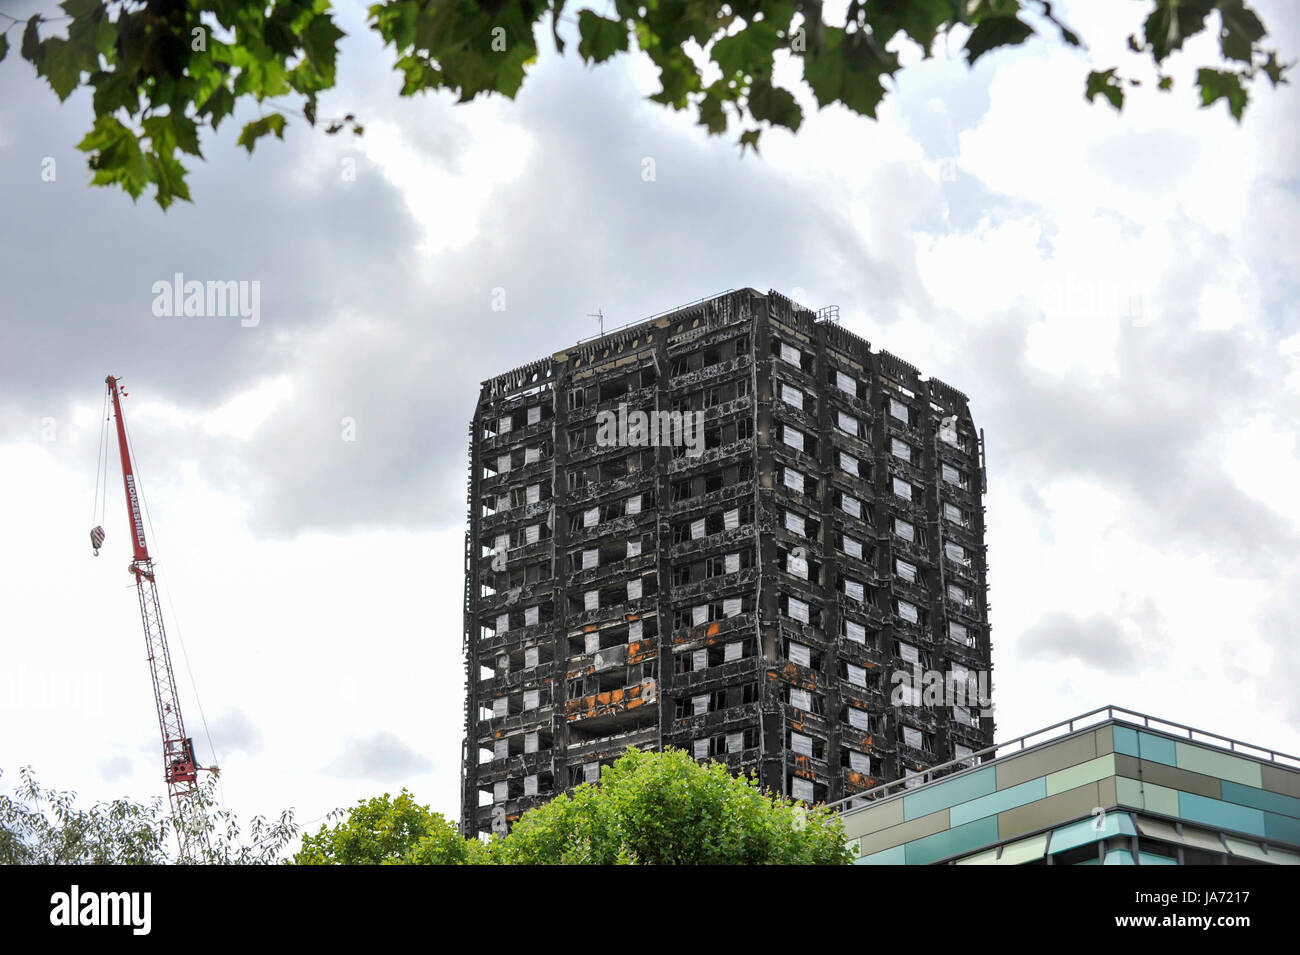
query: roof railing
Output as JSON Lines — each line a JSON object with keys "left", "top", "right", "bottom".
{"left": 572, "top": 289, "right": 740, "bottom": 346}
{"left": 825, "top": 704, "right": 1300, "bottom": 814}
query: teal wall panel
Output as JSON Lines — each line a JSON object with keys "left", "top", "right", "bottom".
{"left": 902, "top": 767, "right": 996, "bottom": 821}
{"left": 1264, "top": 812, "right": 1300, "bottom": 846}
{"left": 1221, "top": 781, "right": 1300, "bottom": 819}
{"left": 1113, "top": 726, "right": 1177, "bottom": 766}
{"left": 856, "top": 844, "right": 906, "bottom": 865}
{"left": 1049, "top": 811, "right": 1136, "bottom": 854}
{"left": 1136, "top": 732, "right": 1178, "bottom": 767}
{"left": 1178, "top": 791, "right": 1266, "bottom": 837}
{"left": 1114, "top": 726, "right": 1140, "bottom": 759}
{"left": 1137, "top": 852, "right": 1178, "bottom": 866}
{"left": 904, "top": 816, "right": 999, "bottom": 865}
{"left": 949, "top": 778, "right": 1047, "bottom": 827}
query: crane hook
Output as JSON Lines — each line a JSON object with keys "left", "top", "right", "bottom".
{"left": 90, "top": 525, "right": 105, "bottom": 556}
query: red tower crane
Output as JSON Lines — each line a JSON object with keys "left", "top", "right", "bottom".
{"left": 91, "top": 375, "right": 209, "bottom": 861}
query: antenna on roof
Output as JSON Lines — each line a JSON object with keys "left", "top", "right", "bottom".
{"left": 588, "top": 309, "right": 605, "bottom": 337}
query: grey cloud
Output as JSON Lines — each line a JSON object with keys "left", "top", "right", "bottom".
{"left": 1019, "top": 611, "right": 1141, "bottom": 673}
{"left": 99, "top": 755, "right": 132, "bottom": 784}
{"left": 2, "top": 25, "right": 923, "bottom": 539}
{"left": 325, "top": 731, "right": 433, "bottom": 780}
{"left": 961, "top": 297, "right": 1298, "bottom": 574}
{"left": 206, "top": 709, "right": 264, "bottom": 760}
{"left": 1258, "top": 574, "right": 1300, "bottom": 725}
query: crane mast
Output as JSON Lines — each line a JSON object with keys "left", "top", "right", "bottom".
{"left": 98, "top": 375, "right": 208, "bottom": 861}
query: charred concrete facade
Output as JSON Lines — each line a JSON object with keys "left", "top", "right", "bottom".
{"left": 461, "top": 289, "right": 993, "bottom": 837}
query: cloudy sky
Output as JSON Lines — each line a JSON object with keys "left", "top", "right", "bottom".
{"left": 2, "top": 0, "right": 1298, "bottom": 838}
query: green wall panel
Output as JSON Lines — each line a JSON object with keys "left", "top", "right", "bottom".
{"left": 1175, "top": 742, "right": 1262, "bottom": 788}
{"left": 1117, "top": 776, "right": 1180, "bottom": 817}
{"left": 902, "top": 766, "right": 996, "bottom": 821}
{"left": 949, "top": 777, "right": 1046, "bottom": 827}
{"left": 997, "top": 832, "right": 1049, "bottom": 865}
{"left": 1045, "top": 754, "right": 1116, "bottom": 796}
{"left": 904, "top": 816, "right": 1000, "bottom": 865}
{"left": 953, "top": 846, "right": 1000, "bottom": 865}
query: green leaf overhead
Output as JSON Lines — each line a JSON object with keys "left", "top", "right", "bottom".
{"left": 576, "top": 9, "right": 626, "bottom": 63}
{"left": 1086, "top": 67, "right": 1125, "bottom": 111}
{"left": 964, "top": 15, "right": 1035, "bottom": 65}
{"left": 1, "top": 0, "right": 1290, "bottom": 209}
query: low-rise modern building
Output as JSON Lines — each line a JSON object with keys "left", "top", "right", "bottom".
{"left": 838, "top": 705, "right": 1300, "bottom": 865}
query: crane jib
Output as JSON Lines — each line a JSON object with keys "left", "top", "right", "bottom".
{"left": 99, "top": 374, "right": 210, "bottom": 862}
{"left": 124, "top": 473, "right": 147, "bottom": 551}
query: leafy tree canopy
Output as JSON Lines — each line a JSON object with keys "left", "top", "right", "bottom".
{"left": 5, "top": 750, "right": 852, "bottom": 865}
{"left": 0, "top": 766, "right": 298, "bottom": 864}
{"left": 295, "top": 747, "right": 854, "bottom": 865}
{"left": 1, "top": 0, "right": 1289, "bottom": 209}
{"left": 294, "top": 789, "right": 475, "bottom": 864}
